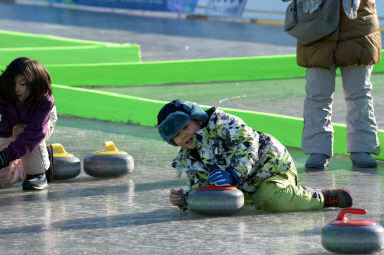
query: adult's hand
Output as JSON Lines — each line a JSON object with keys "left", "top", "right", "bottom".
{"left": 343, "top": 0, "right": 360, "bottom": 19}
{"left": 282, "top": 0, "right": 323, "bottom": 14}
{"left": 302, "top": 0, "right": 322, "bottom": 13}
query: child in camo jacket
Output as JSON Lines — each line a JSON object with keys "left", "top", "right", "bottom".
{"left": 157, "top": 99, "right": 353, "bottom": 212}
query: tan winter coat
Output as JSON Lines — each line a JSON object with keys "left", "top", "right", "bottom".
{"left": 296, "top": 0, "right": 382, "bottom": 69}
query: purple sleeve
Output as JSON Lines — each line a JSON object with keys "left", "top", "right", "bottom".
{"left": 4, "top": 96, "right": 55, "bottom": 161}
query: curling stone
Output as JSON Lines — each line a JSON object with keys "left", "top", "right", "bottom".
{"left": 322, "top": 208, "right": 384, "bottom": 254}
{"left": 51, "top": 143, "right": 81, "bottom": 180}
{"left": 83, "top": 141, "right": 134, "bottom": 178}
{"left": 188, "top": 185, "right": 244, "bottom": 216}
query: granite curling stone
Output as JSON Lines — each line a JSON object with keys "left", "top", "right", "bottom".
{"left": 188, "top": 185, "right": 244, "bottom": 215}
{"left": 84, "top": 141, "right": 134, "bottom": 178}
{"left": 50, "top": 143, "right": 81, "bottom": 180}
{"left": 321, "top": 208, "right": 384, "bottom": 254}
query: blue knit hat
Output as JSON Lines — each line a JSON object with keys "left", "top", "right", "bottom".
{"left": 157, "top": 99, "right": 208, "bottom": 146}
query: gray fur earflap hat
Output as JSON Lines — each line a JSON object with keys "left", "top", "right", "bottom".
{"left": 157, "top": 99, "right": 208, "bottom": 146}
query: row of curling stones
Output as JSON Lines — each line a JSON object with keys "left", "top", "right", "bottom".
{"left": 84, "top": 141, "right": 134, "bottom": 178}
{"left": 188, "top": 185, "right": 244, "bottom": 216}
{"left": 322, "top": 208, "right": 384, "bottom": 254}
{"left": 51, "top": 141, "right": 134, "bottom": 179}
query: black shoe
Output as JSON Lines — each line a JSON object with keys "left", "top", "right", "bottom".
{"left": 321, "top": 188, "right": 353, "bottom": 208}
{"left": 22, "top": 173, "right": 48, "bottom": 191}
{"left": 45, "top": 144, "right": 55, "bottom": 183}
{"left": 350, "top": 152, "right": 377, "bottom": 168}
{"left": 305, "top": 153, "right": 329, "bottom": 169}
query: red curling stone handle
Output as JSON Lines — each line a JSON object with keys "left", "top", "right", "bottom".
{"left": 196, "top": 184, "right": 237, "bottom": 190}
{"left": 336, "top": 208, "right": 367, "bottom": 221}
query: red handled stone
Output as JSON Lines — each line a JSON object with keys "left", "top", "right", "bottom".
{"left": 321, "top": 208, "right": 384, "bottom": 254}
{"left": 188, "top": 184, "right": 244, "bottom": 215}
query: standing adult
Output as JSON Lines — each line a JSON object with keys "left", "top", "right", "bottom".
{"left": 285, "top": 0, "right": 381, "bottom": 168}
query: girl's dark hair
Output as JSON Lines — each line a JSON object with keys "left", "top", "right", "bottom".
{"left": 0, "top": 57, "right": 52, "bottom": 104}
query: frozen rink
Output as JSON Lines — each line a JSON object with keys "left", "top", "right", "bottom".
{"left": 0, "top": 2, "right": 384, "bottom": 254}
{"left": 0, "top": 116, "right": 383, "bottom": 254}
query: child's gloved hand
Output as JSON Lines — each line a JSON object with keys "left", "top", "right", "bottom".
{"left": 0, "top": 151, "right": 9, "bottom": 170}
{"left": 208, "top": 169, "right": 239, "bottom": 186}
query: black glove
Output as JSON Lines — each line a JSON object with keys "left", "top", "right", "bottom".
{"left": 0, "top": 151, "right": 9, "bottom": 169}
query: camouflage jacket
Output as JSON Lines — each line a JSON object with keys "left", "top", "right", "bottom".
{"left": 172, "top": 107, "right": 295, "bottom": 193}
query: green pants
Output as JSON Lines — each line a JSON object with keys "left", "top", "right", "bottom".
{"left": 246, "top": 169, "right": 324, "bottom": 212}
